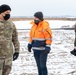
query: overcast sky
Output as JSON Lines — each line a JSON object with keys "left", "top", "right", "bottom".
{"left": 0, "top": 0, "right": 76, "bottom": 17}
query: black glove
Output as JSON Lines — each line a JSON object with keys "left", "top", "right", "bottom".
{"left": 44, "top": 45, "right": 51, "bottom": 54}
{"left": 44, "top": 50, "right": 50, "bottom": 54}
{"left": 70, "top": 49, "right": 76, "bottom": 56}
{"left": 27, "top": 43, "right": 32, "bottom": 52}
{"left": 13, "top": 52, "right": 19, "bottom": 61}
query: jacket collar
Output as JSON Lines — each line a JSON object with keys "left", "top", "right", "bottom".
{"left": 30, "top": 20, "right": 44, "bottom": 25}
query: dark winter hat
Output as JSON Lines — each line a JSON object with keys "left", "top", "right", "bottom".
{"left": 0, "top": 4, "right": 11, "bottom": 14}
{"left": 34, "top": 11, "right": 43, "bottom": 21}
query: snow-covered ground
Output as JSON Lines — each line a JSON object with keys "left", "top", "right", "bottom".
{"left": 9, "top": 20, "right": 76, "bottom": 75}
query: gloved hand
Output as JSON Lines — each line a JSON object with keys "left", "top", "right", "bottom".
{"left": 27, "top": 43, "right": 32, "bottom": 52}
{"left": 44, "top": 50, "right": 50, "bottom": 54}
{"left": 70, "top": 49, "right": 76, "bottom": 56}
{"left": 44, "top": 45, "right": 51, "bottom": 54}
{"left": 13, "top": 52, "right": 19, "bottom": 61}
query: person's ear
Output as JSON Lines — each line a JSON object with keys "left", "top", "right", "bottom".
{"left": 1, "top": 12, "right": 5, "bottom": 16}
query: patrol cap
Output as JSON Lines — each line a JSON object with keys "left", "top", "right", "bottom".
{"left": 0, "top": 4, "right": 11, "bottom": 14}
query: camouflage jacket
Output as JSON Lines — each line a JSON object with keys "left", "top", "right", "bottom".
{"left": 74, "top": 24, "right": 76, "bottom": 32}
{"left": 0, "top": 20, "right": 20, "bottom": 58}
{"left": 74, "top": 23, "right": 76, "bottom": 46}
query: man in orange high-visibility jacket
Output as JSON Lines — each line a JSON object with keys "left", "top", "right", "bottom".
{"left": 27, "top": 11, "right": 52, "bottom": 75}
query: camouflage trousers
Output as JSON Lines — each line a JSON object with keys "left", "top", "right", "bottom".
{"left": 0, "top": 57, "right": 12, "bottom": 75}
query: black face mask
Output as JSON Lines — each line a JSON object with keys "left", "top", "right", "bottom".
{"left": 4, "top": 14, "right": 10, "bottom": 20}
{"left": 34, "top": 20, "right": 40, "bottom": 25}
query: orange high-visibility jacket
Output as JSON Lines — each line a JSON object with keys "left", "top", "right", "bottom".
{"left": 29, "top": 20, "right": 52, "bottom": 50}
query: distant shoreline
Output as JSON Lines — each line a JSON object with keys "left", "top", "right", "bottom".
{"left": 10, "top": 17, "right": 76, "bottom": 21}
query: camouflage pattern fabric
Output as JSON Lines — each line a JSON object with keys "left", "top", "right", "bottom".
{"left": 74, "top": 24, "right": 76, "bottom": 46}
{"left": 0, "top": 58, "right": 4, "bottom": 75}
{"left": 0, "top": 20, "right": 20, "bottom": 58}
{"left": 0, "top": 57, "right": 12, "bottom": 75}
{"left": 0, "top": 20, "right": 20, "bottom": 75}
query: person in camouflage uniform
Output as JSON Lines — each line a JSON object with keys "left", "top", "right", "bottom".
{"left": 70, "top": 23, "right": 76, "bottom": 56}
{"left": 0, "top": 4, "right": 20, "bottom": 75}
